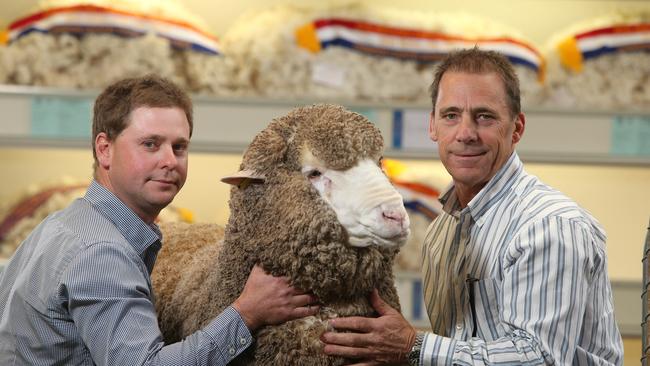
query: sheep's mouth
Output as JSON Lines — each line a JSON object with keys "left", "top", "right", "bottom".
{"left": 347, "top": 229, "right": 410, "bottom": 248}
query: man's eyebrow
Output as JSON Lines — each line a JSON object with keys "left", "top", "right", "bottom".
{"left": 173, "top": 137, "right": 190, "bottom": 145}
{"left": 138, "top": 134, "right": 163, "bottom": 141}
{"left": 470, "top": 106, "right": 498, "bottom": 115}
{"left": 138, "top": 135, "right": 189, "bottom": 143}
{"left": 438, "top": 106, "right": 462, "bottom": 115}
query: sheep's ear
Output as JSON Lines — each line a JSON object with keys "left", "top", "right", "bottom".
{"left": 221, "top": 170, "right": 266, "bottom": 189}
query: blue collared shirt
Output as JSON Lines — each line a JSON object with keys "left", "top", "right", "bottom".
{"left": 0, "top": 181, "right": 251, "bottom": 365}
{"left": 420, "top": 152, "right": 623, "bottom": 365}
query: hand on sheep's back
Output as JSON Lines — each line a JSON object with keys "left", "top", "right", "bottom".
{"left": 233, "top": 265, "right": 321, "bottom": 331}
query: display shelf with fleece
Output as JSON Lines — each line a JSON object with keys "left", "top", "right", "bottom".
{"left": 543, "top": 11, "right": 650, "bottom": 109}
{"left": 0, "top": 0, "right": 236, "bottom": 95}
{"left": 222, "top": 2, "right": 545, "bottom": 104}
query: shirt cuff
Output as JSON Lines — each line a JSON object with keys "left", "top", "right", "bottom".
{"left": 420, "top": 332, "right": 457, "bottom": 366}
{"left": 201, "top": 306, "right": 253, "bottom": 363}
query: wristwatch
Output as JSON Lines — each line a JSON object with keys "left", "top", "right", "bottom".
{"left": 408, "top": 332, "right": 424, "bottom": 365}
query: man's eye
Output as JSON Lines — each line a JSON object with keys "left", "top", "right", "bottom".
{"left": 476, "top": 114, "right": 495, "bottom": 123}
{"left": 444, "top": 113, "right": 458, "bottom": 120}
{"left": 143, "top": 141, "right": 156, "bottom": 148}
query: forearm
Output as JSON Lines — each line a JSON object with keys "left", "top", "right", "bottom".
{"left": 419, "top": 330, "right": 548, "bottom": 366}
{"left": 145, "top": 306, "right": 252, "bottom": 366}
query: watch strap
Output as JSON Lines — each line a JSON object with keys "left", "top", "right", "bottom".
{"left": 408, "top": 331, "right": 424, "bottom": 365}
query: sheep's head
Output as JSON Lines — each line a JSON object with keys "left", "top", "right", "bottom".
{"left": 224, "top": 104, "right": 409, "bottom": 250}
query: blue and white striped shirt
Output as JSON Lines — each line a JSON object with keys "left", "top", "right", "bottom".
{"left": 0, "top": 181, "right": 252, "bottom": 365}
{"left": 419, "top": 153, "right": 623, "bottom": 365}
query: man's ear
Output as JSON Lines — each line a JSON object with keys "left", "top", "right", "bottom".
{"left": 512, "top": 112, "right": 526, "bottom": 144}
{"left": 95, "top": 132, "right": 112, "bottom": 169}
{"left": 428, "top": 111, "right": 438, "bottom": 142}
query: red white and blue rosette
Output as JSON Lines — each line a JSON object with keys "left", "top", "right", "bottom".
{"left": 4, "top": 4, "right": 220, "bottom": 55}
{"left": 296, "top": 18, "right": 545, "bottom": 81}
{"left": 556, "top": 23, "right": 650, "bottom": 73}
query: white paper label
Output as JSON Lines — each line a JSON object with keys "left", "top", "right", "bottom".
{"left": 311, "top": 62, "right": 346, "bottom": 89}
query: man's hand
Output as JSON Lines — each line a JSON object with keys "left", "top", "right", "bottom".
{"left": 320, "top": 289, "right": 417, "bottom": 365}
{"left": 232, "top": 265, "right": 320, "bottom": 331}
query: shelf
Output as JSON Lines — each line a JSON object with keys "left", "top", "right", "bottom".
{"left": 1, "top": 84, "right": 649, "bottom": 166}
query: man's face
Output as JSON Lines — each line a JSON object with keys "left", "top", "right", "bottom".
{"left": 429, "top": 71, "right": 524, "bottom": 199}
{"left": 98, "top": 106, "right": 190, "bottom": 222}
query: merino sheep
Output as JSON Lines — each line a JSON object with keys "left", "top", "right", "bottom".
{"left": 152, "top": 104, "right": 410, "bottom": 365}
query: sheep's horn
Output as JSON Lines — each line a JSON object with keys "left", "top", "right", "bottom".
{"left": 221, "top": 170, "right": 266, "bottom": 189}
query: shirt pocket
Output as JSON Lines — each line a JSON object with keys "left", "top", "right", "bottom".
{"left": 470, "top": 278, "right": 507, "bottom": 340}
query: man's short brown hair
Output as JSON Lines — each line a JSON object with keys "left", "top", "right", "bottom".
{"left": 91, "top": 74, "right": 193, "bottom": 168}
{"left": 429, "top": 47, "right": 521, "bottom": 118}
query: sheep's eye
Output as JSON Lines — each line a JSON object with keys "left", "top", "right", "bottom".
{"left": 307, "top": 170, "right": 322, "bottom": 179}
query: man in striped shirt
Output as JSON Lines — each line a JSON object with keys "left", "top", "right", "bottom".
{"left": 322, "top": 48, "right": 623, "bottom": 365}
{"left": 0, "top": 75, "right": 319, "bottom": 365}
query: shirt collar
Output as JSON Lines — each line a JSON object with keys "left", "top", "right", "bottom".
{"left": 439, "top": 185, "right": 464, "bottom": 218}
{"left": 439, "top": 152, "right": 523, "bottom": 221}
{"left": 84, "top": 180, "right": 161, "bottom": 256}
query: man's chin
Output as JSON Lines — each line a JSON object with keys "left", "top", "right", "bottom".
{"left": 449, "top": 169, "right": 489, "bottom": 186}
{"left": 147, "top": 192, "right": 177, "bottom": 207}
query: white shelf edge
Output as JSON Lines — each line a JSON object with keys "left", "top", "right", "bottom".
{"left": 1, "top": 85, "right": 649, "bottom": 166}
{"left": 2, "top": 84, "right": 650, "bottom": 116}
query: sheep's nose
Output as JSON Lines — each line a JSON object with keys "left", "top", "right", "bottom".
{"left": 382, "top": 209, "right": 407, "bottom": 228}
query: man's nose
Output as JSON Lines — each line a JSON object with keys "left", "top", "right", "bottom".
{"left": 456, "top": 114, "right": 478, "bottom": 143}
{"left": 160, "top": 144, "right": 178, "bottom": 169}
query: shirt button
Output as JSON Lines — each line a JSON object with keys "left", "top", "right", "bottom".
{"left": 229, "top": 347, "right": 236, "bottom": 355}
{"left": 456, "top": 323, "right": 463, "bottom": 330}
{"left": 239, "top": 337, "right": 247, "bottom": 345}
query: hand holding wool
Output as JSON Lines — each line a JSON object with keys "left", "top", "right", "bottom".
{"left": 233, "top": 265, "right": 320, "bottom": 331}
{"left": 321, "top": 289, "right": 416, "bottom": 365}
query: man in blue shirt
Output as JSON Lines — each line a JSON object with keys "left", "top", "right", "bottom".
{"left": 0, "top": 75, "right": 319, "bottom": 365}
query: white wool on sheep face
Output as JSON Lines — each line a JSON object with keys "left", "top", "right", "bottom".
{"left": 301, "top": 156, "right": 410, "bottom": 248}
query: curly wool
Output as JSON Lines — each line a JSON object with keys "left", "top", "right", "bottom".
{"left": 153, "top": 222, "right": 225, "bottom": 341}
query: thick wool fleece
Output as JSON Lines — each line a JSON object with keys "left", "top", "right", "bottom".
{"left": 152, "top": 222, "right": 225, "bottom": 341}
{"left": 152, "top": 104, "right": 401, "bottom": 366}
